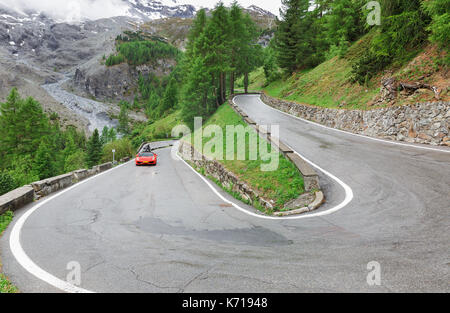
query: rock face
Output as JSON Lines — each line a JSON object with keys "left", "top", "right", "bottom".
{"left": 73, "top": 58, "right": 176, "bottom": 102}
{"left": 261, "top": 93, "right": 450, "bottom": 147}
{"left": 74, "top": 64, "right": 135, "bottom": 101}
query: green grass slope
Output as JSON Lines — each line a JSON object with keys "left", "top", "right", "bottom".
{"left": 245, "top": 35, "right": 449, "bottom": 110}
{"left": 183, "top": 104, "right": 305, "bottom": 214}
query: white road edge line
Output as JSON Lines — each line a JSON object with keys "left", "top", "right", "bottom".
{"left": 9, "top": 162, "right": 132, "bottom": 293}
{"left": 175, "top": 142, "right": 353, "bottom": 220}
{"left": 236, "top": 94, "right": 450, "bottom": 154}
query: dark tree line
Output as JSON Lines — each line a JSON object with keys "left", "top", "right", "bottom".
{"left": 0, "top": 89, "right": 125, "bottom": 196}
{"left": 106, "top": 39, "right": 179, "bottom": 67}
{"left": 273, "top": 0, "right": 448, "bottom": 84}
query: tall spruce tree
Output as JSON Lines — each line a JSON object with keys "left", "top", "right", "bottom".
{"left": 325, "top": 0, "right": 364, "bottom": 50}
{"left": 86, "top": 129, "right": 102, "bottom": 168}
{"left": 229, "top": 2, "right": 246, "bottom": 95}
{"left": 274, "top": 0, "right": 307, "bottom": 73}
{"left": 159, "top": 77, "right": 178, "bottom": 116}
{"left": 203, "top": 2, "right": 232, "bottom": 106}
{"left": 33, "top": 140, "right": 56, "bottom": 180}
{"left": 100, "top": 126, "right": 110, "bottom": 145}
{"left": 118, "top": 104, "right": 130, "bottom": 135}
{"left": 239, "top": 13, "right": 263, "bottom": 93}
{"left": 0, "top": 89, "right": 49, "bottom": 163}
{"left": 0, "top": 88, "right": 22, "bottom": 165}
{"left": 108, "top": 127, "right": 117, "bottom": 142}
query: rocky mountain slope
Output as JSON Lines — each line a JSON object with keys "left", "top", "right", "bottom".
{"left": 0, "top": 1, "right": 276, "bottom": 133}
{"left": 0, "top": 6, "right": 144, "bottom": 132}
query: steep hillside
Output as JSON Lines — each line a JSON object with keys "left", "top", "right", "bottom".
{"left": 245, "top": 34, "right": 449, "bottom": 110}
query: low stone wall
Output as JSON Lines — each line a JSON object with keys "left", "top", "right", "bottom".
{"left": 0, "top": 186, "right": 35, "bottom": 215}
{"left": 32, "top": 173, "right": 75, "bottom": 198}
{"left": 261, "top": 92, "right": 450, "bottom": 146}
{"left": 31, "top": 162, "right": 113, "bottom": 199}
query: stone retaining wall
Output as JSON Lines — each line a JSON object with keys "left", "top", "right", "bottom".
{"left": 261, "top": 92, "right": 450, "bottom": 146}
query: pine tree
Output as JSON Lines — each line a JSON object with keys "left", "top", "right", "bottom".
{"left": 274, "top": 0, "right": 307, "bottom": 73}
{"left": 159, "top": 77, "right": 178, "bottom": 116}
{"left": 274, "top": 0, "right": 327, "bottom": 72}
{"left": 325, "top": 0, "right": 364, "bottom": 52}
{"left": 118, "top": 104, "right": 130, "bottom": 135}
{"left": 108, "top": 128, "right": 117, "bottom": 142}
{"left": 185, "top": 9, "right": 207, "bottom": 59}
{"left": 239, "top": 13, "right": 263, "bottom": 93}
{"left": 33, "top": 140, "right": 56, "bottom": 180}
{"left": 16, "top": 96, "right": 49, "bottom": 156}
{"left": 203, "top": 2, "right": 232, "bottom": 105}
{"left": 181, "top": 9, "right": 216, "bottom": 124}
{"left": 0, "top": 88, "right": 22, "bottom": 165}
{"left": 229, "top": 2, "right": 246, "bottom": 95}
{"left": 181, "top": 55, "right": 213, "bottom": 128}
{"left": 421, "top": 0, "right": 450, "bottom": 48}
{"left": 0, "top": 89, "right": 49, "bottom": 163}
{"left": 100, "top": 126, "right": 110, "bottom": 145}
{"left": 86, "top": 129, "right": 102, "bottom": 168}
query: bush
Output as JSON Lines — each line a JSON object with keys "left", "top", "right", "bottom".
{"left": 0, "top": 171, "right": 17, "bottom": 196}
{"left": 422, "top": 0, "right": 450, "bottom": 48}
{"left": 8, "top": 155, "right": 39, "bottom": 187}
{"left": 101, "top": 138, "right": 134, "bottom": 163}
{"left": 351, "top": 52, "right": 390, "bottom": 85}
{"left": 64, "top": 151, "right": 87, "bottom": 173}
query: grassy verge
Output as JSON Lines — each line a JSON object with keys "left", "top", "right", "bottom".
{"left": 0, "top": 211, "right": 19, "bottom": 293}
{"left": 183, "top": 104, "right": 305, "bottom": 214}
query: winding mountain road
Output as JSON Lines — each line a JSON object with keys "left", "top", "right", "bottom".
{"left": 1, "top": 95, "right": 449, "bottom": 293}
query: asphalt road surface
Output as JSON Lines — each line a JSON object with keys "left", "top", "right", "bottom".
{"left": 1, "top": 95, "right": 449, "bottom": 292}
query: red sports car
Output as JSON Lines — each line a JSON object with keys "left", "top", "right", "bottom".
{"left": 135, "top": 152, "right": 158, "bottom": 166}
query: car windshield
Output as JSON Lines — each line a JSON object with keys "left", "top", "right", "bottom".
{"left": 139, "top": 153, "right": 154, "bottom": 157}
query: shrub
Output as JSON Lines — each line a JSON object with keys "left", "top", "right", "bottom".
{"left": 0, "top": 171, "right": 17, "bottom": 196}
{"left": 351, "top": 52, "right": 390, "bottom": 85}
{"left": 64, "top": 151, "right": 87, "bottom": 173}
{"left": 101, "top": 138, "right": 134, "bottom": 163}
{"left": 7, "top": 155, "right": 39, "bottom": 187}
